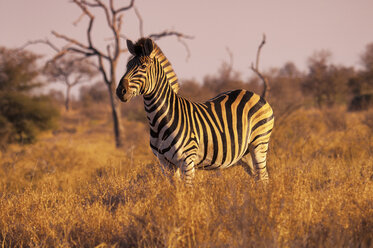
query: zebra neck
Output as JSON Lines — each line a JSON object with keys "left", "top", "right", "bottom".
{"left": 143, "top": 74, "right": 179, "bottom": 133}
{"left": 153, "top": 47, "right": 180, "bottom": 94}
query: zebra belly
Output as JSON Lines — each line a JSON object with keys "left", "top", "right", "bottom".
{"left": 151, "top": 139, "right": 243, "bottom": 170}
{"left": 194, "top": 147, "right": 246, "bottom": 170}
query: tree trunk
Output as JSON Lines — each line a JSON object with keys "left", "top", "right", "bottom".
{"left": 65, "top": 86, "right": 71, "bottom": 111}
{"left": 107, "top": 82, "right": 123, "bottom": 148}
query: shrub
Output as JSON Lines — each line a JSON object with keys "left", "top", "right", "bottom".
{"left": 0, "top": 92, "right": 59, "bottom": 144}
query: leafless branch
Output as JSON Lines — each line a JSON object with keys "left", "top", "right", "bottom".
{"left": 73, "top": 0, "right": 95, "bottom": 19}
{"left": 226, "top": 47, "right": 234, "bottom": 71}
{"left": 109, "top": 0, "right": 115, "bottom": 13}
{"left": 71, "top": 74, "right": 84, "bottom": 87}
{"left": 51, "top": 31, "right": 88, "bottom": 51}
{"left": 97, "top": 54, "right": 110, "bottom": 85}
{"left": 20, "top": 39, "right": 89, "bottom": 68}
{"left": 73, "top": 12, "right": 85, "bottom": 26}
{"left": 107, "top": 44, "right": 113, "bottom": 59}
{"left": 20, "top": 39, "right": 60, "bottom": 53}
{"left": 80, "top": 0, "right": 100, "bottom": 8}
{"left": 255, "top": 34, "right": 266, "bottom": 70}
{"left": 177, "top": 36, "right": 192, "bottom": 62}
{"left": 71, "top": 0, "right": 102, "bottom": 55}
{"left": 149, "top": 31, "right": 193, "bottom": 61}
{"left": 115, "top": 0, "right": 135, "bottom": 14}
{"left": 95, "top": 0, "right": 113, "bottom": 29}
{"left": 134, "top": 6, "right": 144, "bottom": 37}
{"left": 251, "top": 34, "right": 270, "bottom": 99}
{"left": 51, "top": 30, "right": 108, "bottom": 60}
{"left": 149, "top": 31, "right": 194, "bottom": 41}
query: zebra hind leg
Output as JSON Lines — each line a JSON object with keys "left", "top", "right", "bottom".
{"left": 250, "top": 142, "right": 269, "bottom": 182}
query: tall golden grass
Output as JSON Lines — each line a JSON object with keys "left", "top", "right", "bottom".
{"left": 0, "top": 107, "right": 372, "bottom": 247}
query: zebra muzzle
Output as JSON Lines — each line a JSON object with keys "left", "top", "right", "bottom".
{"left": 116, "top": 80, "right": 134, "bottom": 102}
{"left": 116, "top": 84, "right": 126, "bottom": 102}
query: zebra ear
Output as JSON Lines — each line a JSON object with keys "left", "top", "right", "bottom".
{"left": 144, "top": 38, "right": 154, "bottom": 56}
{"left": 127, "top": 40, "right": 136, "bottom": 55}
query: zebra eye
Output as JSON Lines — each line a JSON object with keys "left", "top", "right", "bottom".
{"left": 140, "top": 64, "right": 147, "bottom": 69}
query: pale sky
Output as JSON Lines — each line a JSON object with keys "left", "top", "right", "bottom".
{"left": 1, "top": 0, "right": 373, "bottom": 85}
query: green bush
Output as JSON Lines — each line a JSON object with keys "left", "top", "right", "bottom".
{"left": 0, "top": 92, "right": 59, "bottom": 144}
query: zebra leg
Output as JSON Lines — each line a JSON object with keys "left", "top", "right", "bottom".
{"left": 240, "top": 152, "right": 256, "bottom": 177}
{"left": 250, "top": 143, "right": 269, "bottom": 182}
{"left": 158, "top": 158, "right": 181, "bottom": 184}
{"left": 181, "top": 159, "right": 195, "bottom": 186}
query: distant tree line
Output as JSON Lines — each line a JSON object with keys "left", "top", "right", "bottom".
{"left": 78, "top": 42, "right": 373, "bottom": 122}
{"left": 1, "top": 41, "right": 373, "bottom": 148}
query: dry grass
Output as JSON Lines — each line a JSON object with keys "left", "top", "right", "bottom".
{"left": 0, "top": 107, "right": 372, "bottom": 247}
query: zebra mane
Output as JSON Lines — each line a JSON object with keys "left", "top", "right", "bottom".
{"left": 131, "top": 38, "right": 180, "bottom": 94}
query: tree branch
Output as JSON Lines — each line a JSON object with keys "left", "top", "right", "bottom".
{"left": 251, "top": 34, "right": 270, "bottom": 99}
{"left": 149, "top": 31, "right": 194, "bottom": 41}
{"left": 149, "top": 31, "right": 194, "bottom": 61}
{"left": 134, "top": 6, "right": 144, "bottom": 37}
{"left": 255, "top": 34, "right": 266, "bottom": 70}
{"left": 94, "top": 0, "right": 114, "bottom": 29}
{"left": 20, "top": 39, "right": 60, "bottom": 53}
{"left": 80, "top": 0, "right": 100, "bottom": 8}
{"left": 51, "top": 31, "right": 89, "bottom": 51}
{"left": 73, "top": 12, "right": 85, "bottom": 26}
{"left": 115, "top": 0, "right": 135, "bottom": 14}
{"left": 226, "top": 47, "right": 234, "bottom": 72}
{"left": 97, "top": 54, "right": 110, "bottom": 85}
{"left": 71, "top": 0, "right": 97, "bottom": 50}
{"left": 51, "top": 30, "right": 108, "bottom": 61}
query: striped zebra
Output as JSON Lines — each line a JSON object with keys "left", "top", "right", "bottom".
{"left": 116, "top": 38, "right": 274, "bottom": 184}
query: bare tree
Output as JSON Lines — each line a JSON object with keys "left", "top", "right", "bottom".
{"left": 44, "top": 55, "right": 97, "bottom": 111}
{"left": 251, "top": 34, "right": 270, "bottom": 99}
{"left": 26, "top": 0, "right": 191, "bottom": 148}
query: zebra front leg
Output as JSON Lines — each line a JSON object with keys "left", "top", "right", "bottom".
{"left": 180, "top": 159, "right": 196, "bottom": 186}
{"left": 240, "top": 152, "right": 256, "bottom": 177}
{"left": 250, "top": 142, "right": 269, "bottom": 182}
{"left": 158, "top": 157, "right": 181, "bottom": 185}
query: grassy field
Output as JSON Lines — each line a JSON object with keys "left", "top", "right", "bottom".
{"left": 0, "top": 106, "right": 372, "bottom": 247}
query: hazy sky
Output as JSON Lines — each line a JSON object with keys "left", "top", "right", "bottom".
{"left": 1, "top": 0, "right": 373, "bottom": 84}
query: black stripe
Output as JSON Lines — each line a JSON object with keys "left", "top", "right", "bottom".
{"left": 252, "top": 114, "right": 274, "bottom": 133}
{"left": 209, "top": 95, "right": 227, "bottom": 165}
{"left": 146, "top": 78, "right": 169, "bottom": 113}
{"left": 150, "top": 142, "right": 159, "bottom": 153}
{"left": 157, "top": 92, "right": 175, "bottom": 138}
{"left": 195, "top": 110, "right": 209, "bottom": 166}
{"left": 150, "top": 128, "right": 158, "bottom": 138}
{"left": 162, "top": 93, "right": 179, "bottom": 140}
{"left": 162, "top": 97, "right": 186, "bottom": 155}
{"left": 163, "top": 61, "right": 171, "bottom": 68}
{"left": 248, "top": 96, "right": 266, "bottom": 118}
{"left": 251, "top": 129, "right": 273, "bottom": 144}
{"left": 197, "top": 106, "right": 219, "bottom": 166}
{"left": 254, "top": 142, "right": 269, "bottom": 149}
{"left": 237, "top": 91, "right": 253, "bottom": 147}
{"left": 172, "top": 99, "right": 190, "bottom": 158}
{"left": 224, "top": 90, "right": 240, "bottom": 164}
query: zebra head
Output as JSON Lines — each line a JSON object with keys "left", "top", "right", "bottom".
{"left": 116, "top": 38, "right": 155, "bottom": 102}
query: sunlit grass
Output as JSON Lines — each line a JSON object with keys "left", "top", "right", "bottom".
{"left": 0, "top": 108, "right": 372, "bottom": 247}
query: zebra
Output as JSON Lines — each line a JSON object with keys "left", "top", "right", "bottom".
{"left": 116, "top": 38, "right": 274, "bottom": 184}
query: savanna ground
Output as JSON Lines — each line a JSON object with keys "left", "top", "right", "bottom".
{"left": 0, "top": 103, "right": 373, "bottom": 247}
